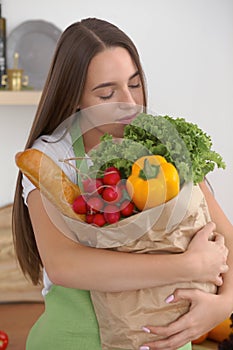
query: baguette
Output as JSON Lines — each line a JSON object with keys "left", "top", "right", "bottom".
{"left": 15, "top": 148, "right": 84, "bottom": 220}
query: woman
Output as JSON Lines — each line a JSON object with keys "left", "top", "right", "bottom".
{"left": 12, "top": 18, "right": 232, "bottom": 350}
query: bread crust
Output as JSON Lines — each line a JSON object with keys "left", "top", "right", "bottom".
{"left": 15, "top": 148, "right": 84, "bottom": 220}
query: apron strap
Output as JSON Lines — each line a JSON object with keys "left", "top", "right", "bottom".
{"left": 70, "top": 117, "right": 88, "bottom": 186}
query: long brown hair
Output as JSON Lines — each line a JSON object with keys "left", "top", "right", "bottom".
{"left": 12, "top": 17, "right": 148, "bottom": 285}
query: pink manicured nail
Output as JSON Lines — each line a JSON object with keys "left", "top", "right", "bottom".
{"left": 139, "top": 347, "right": 150, "bottom": 350}
{"left": 165, "top": 294, "right": 174, "bottom": 303}
{"left": 142, "top": 326, "right": 151, "bottom": 333}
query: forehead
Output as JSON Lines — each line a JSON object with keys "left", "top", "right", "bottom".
{"left": 86, "top": 47, "right": 138, "bottom": 86}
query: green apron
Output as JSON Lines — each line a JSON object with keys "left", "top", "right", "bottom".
{"left": 26, "top": 284, "right": 191, "bottom": 350}
{"left": 26, "top": 121, "right": 101, "bottom": 350}
{"left": 26, "top": 119, "right": 191, "bottom": 350}
{"left": 26, "top": 286, "right": 101, "bottom": 349}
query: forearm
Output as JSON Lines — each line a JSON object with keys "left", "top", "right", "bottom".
{"left": 29, "top": 190, "right": 194, "bottom": 292}
{"left": 214, "top": 218, "right": 233, "bottom": 310}
{"left": 200, "top": 181, "right": 233, "bottom": 311}
{"left": 52, "top": 240, "right": 191, "bottom": 292}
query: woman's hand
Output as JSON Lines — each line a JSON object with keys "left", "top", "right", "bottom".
{"left": 185, "top": 222, "right": 229, "bottom": 286}
{"left": 140, "top": 288, "right": 232, "bottom": 350}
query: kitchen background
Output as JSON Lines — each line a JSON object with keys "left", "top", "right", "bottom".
{"left": 0, "top": 0, "right": 232, "bottom": 223}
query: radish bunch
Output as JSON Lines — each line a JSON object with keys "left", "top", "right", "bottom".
{"left": 72, "top": 166, "right": 136, "bottom": 226}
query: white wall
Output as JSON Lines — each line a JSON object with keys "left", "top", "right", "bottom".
{"left": 1, "top": 0, "right": 232, "bottom": 223}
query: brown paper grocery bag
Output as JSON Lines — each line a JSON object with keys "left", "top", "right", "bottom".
{"left": 62, "top": 184, "right": 216, "bottom": 350}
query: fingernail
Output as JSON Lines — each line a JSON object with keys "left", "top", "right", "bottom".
{"left": 139, "top": 347, "right": 150, "bottom": 350}
{"left": 165, "top": 294, "right": 174, "bottom": 303}
{"left": 142, "top": 326, "right": 151, "bottom": 333}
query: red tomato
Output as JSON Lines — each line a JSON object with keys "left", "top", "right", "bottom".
{"left": 0, "top": 330, "right": 9, "bottom": 350}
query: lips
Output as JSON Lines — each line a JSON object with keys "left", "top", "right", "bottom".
{"left": 118, "top": 113, "right": 138, "bottom": 124}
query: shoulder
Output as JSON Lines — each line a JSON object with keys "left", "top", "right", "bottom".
{"left": 33, "top": 129, "right": 74, "bottom": 166}
{"left": 22, "top": 130, "right": 77, "bottom": 205}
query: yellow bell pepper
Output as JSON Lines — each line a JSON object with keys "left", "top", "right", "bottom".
{"left": 126, "top": 155, "right": 180, "bottom": 211}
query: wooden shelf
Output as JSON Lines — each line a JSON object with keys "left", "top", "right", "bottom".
{"left": 0, "top": 91, "right": 42, "bottom": 106}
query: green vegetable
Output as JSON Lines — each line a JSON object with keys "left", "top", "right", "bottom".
{"left": 88, "top": 113, "right": 226, "bottom": 185}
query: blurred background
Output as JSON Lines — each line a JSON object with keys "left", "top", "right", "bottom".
{"left": 0, "top": 0, "right": 232, "bottom": 223}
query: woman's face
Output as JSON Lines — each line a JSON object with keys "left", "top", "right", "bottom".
{"left": 78, "top": 47, "right": 144, "bottom": 145}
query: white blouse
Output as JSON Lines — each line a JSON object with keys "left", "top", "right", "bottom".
{"left": 22, "top": 128, "right": 76, "bottom": 296}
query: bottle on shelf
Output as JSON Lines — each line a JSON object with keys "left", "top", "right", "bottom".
{"left": 0, "top": 0, "right": 7, "bottom": 88}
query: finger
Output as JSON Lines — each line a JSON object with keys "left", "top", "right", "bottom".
{"left": 197, "top": 221, "right": 216, "bottom": 240}
{"left": 225, "top": 247, "right": 229, "bottom": 259}
{"left": 172, "top": 288, "right": 198, "bottom": 303}
{"left": 143, "top": 304, "right": 195, "bottom": 339}
{"left": 214, "top": 232, "right": 225, "bottom": 244}
{"left": 140, "top": 329, "right": 191, "bottom": 350}
{"left": 215, "top": 275, "right": 223, "bottom": 287}
{"left": 220, "top": 264, "right": 229, "bottom": 274}
{"left": 214, "top": 236, "right": 229, "bottom": 261}
{"left": 222, "top": 246, "right": 229, "bottom": 261}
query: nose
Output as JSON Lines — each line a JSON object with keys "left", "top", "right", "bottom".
{"left": 118, "top": 87, "right": 136, "bottom": 109}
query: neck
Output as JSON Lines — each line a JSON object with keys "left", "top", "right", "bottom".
{"left": 79, "top": 118, "right": 103, "bottom": 153}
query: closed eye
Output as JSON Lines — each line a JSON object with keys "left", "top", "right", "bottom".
{"left": 128, "top": 71, "right": 142, "bottom": 89}
{"left": 129, "top": 82, "right": 141, "bottom": 88}
{"left": 99, "top": 91, "right": 115, "bottom": 100}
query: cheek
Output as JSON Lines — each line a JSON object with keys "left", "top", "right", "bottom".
{"left": 79, "top": 94, "right": 99, "bottom": 109}
{"left": 80, "top": 103, "right": 119, "bottom": 129}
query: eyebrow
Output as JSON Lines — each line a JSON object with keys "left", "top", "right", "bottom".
{"left": 91, "top": 71, "right": 140, "bottom": 91}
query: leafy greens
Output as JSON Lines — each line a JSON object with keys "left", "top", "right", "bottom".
{"left": 88, "top": 113, "right": 226, "bottom": 185}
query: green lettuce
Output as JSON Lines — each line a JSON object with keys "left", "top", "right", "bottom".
{"left": 88, "top": 113, "right": 226, "bottom": 185}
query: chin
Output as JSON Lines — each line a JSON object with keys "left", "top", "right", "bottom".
{"left": 112, "top": 123, "right": 125, "bottom": 138}
{"left": 102, "top": 123, "right": 125, "bottom": 138}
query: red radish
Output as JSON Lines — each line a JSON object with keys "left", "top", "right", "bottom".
{"left": 82, "top": 178, "right": 92, "bottom": 192}
{"left": 72, "top": 195, "right": 87, "bottom": 214}
{"left": 103, "top": 166, "right": 121, "bottom": 185}
{"left": 120, "top": 200, "right": 134, "bottom": 217}
{"left": 92, "top": 213, "right": 106, "bottom": 227}
{"left": 104, "top": 204, "right": 121, "bottom": 224}
{"left": 72, "top": 165, "right": 137, "bottom": 224}
{"left": 86, "top": 196, "right": 104, "bottom": 213}
{"left": 102, "top": 185, "right": 122, "bottom": 203}
{"left": 86, "top": 213, "right": 94, "bottom": 224}
{"left": 83, "top": 178, "right": 104, "bottom": 194}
